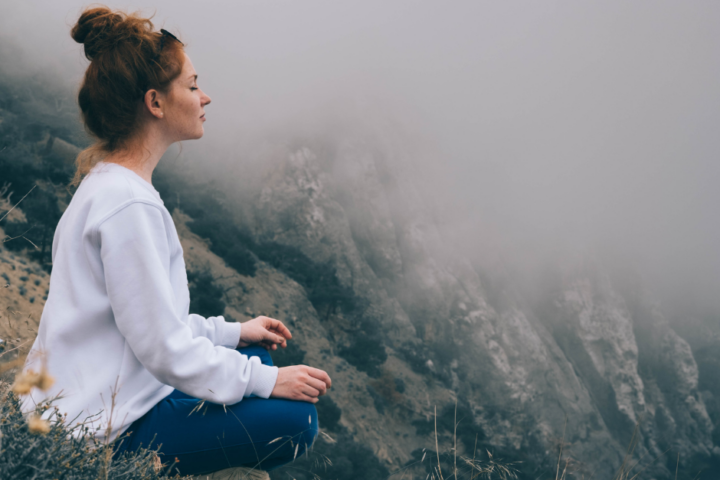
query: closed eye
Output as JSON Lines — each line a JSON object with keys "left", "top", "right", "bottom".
{"left": 190, "top": 87, "right": 198, "bottom": 91}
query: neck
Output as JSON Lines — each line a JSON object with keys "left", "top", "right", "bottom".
{"left": 104, "top": 122, "right": 173, "bottom": 185}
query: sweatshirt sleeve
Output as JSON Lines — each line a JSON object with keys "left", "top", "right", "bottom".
{"left": 96, "top": 201, "right": 278, "bottom": 402}
{"left": 186, "top": 314, "right": 243, "bottom": 349}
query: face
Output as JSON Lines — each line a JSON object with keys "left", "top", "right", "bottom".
{"left": 163, "top": 53, "right": 211, "bottom": 141}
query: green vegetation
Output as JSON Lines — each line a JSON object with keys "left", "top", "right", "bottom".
{"left": 412, "top": 402, "right": 485, "bottom": 453}
{"left": 0, "top": 58, "right": 81, "bottom": 271}
{"left": 269, "top": 411, "right": 390, "bottom": 480}
{"left": 296, "top": 430, "right": 389, "bottom": 480}
{"left": 315, "top": 396, "right": 342, "bottom": 433}
{"left": 696, "top": 344, "right": 720, "bottom": 451}
{"left": 186, "top": 269, "right": 227, "bottom": 319}
{"left": 337, "top": 313, "right": 387, "bottom": 378}
{"left": 271, "top": 341, "right": 307, "bottom": 368}
{"left": 397, "top": 341, "right": 432, "bottom": 376}
{"left": 0, "top": 386, "right": 180, "bottom": 479}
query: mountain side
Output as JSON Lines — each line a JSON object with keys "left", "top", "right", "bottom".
{"left": 2, "top": 65, "right": 720, "bottom": 478}
{"left": 162, "top": 126, "right": 719, "bottom": 478}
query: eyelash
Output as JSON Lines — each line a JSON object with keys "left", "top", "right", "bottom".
{"left": 190, "top": 87, "right": 198, "bottom": 91}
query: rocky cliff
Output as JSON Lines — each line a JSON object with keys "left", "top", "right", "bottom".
{"left": 156, "top": 123, "right": 718, "bottom": 479}
{"left": 2, "top": 70, "right": 719, "bottom": 478}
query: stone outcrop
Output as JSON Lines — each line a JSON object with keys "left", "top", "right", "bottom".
{"left": 3, "top": 120, "right": 717, "bottom": 478}
{"left": 200, "top": 126, "right": 719, "bottom": 478}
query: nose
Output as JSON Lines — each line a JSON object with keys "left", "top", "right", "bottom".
{"left": 202, "top": 91, "right": 211, "bottom": 106}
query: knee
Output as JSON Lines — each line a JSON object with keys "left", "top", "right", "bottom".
{"left": 288, "top": 402, "right": 318, "bottom": 447}
{"left": 259, "top": 401, "right": 318, "bottom": 471}
{"left": 236, "top": 345, "right": 274, "bottom": 366}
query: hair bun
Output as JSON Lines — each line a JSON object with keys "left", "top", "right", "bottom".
{"left": 71, "top": 7, "right": 126, "bottom": 60}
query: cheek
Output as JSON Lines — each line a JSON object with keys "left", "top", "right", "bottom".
{"left": 167, "top": 93, "right": 202, "bottom": 133}
{"left": 173, "top": 98, "right": 197, "bottom": 125}
{"left": 186, "top": 98, "right": 202, "bottom": 118}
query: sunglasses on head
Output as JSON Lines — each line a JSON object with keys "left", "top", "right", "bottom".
{"left": 152, "top": 29, "right": 184, "bottom": 63}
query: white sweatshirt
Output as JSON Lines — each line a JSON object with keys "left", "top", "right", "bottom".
{"left": 19, "top": 161, "right": 278, "bottom": 444}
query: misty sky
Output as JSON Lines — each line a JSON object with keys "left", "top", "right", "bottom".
{"left": 2, "top": 1, "right": 720, "bottom": 315}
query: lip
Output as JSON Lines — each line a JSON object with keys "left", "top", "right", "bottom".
{"left": 200, "top": 114, "right": 206, "bottom": 121}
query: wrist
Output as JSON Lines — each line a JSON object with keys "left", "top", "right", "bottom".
{"left": 218, "top": 320, "right": 242, "bottom": 349}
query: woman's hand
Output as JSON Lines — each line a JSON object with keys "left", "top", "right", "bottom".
{"left": 270, "top": 365, "right": 332, "bottom": 403}
{"left": 238, "top": 316, "right": 292, "bottom": 351}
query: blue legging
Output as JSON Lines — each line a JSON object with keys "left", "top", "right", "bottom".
{"left": 111, "top": 346, "right": 318, "bottom": 476}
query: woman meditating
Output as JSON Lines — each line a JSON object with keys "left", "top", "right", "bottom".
{"left": 18, "top": 6, "right": 332, "bottom": 478}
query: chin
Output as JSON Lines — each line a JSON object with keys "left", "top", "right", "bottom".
{"left": 185, "top": 129, "right": 204, "bottom": 140}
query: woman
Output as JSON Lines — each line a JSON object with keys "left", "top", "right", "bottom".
{"left": 18, "top": 6, "right": 332, "bottom": 477}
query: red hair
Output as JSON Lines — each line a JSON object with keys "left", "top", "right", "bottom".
{"left": 70, "top": 6, "right": 185, "bottom": 186}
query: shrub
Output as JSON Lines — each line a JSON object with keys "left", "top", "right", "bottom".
{"left": 365, "top": 384, "right": 387, "bottom": 415}
{"left": 185, "top": 215, "right": 257, "bottom": 277}
{"left": 398, "top": 342, "right": 432, "bottom": 375}
{"left": 1, "top": 182, "right": 67, "bottom": 273}
{"left": 271, "top": 341, "right": 306, "bottom": 368}
{"left": 0, "top": 386, "right": 179, "bottom": 479}
{"left": 411, "top": 401, "right": 485, "bottom": 454}
{"left": 337, "top": 314, "right": 387, "bottom": 378}
{"left": 186, "top": 269, "right": 226, "bottom": 319}
{"left": 0, "top": 72, "right": 78, "bottom": 274}
{"left": 269, "top": 430, "right": 389, "bottom": 480}
{"left": 315, "top": 395, "right": 342, "bottom": 433}
{"left": 368, "top": 372, "right": 404, "bottom": 405}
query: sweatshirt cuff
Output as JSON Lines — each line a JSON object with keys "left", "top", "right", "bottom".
{"left": 217, "top": 319, "right": 243, "bottom": 348}
{"left": 246, "top": 363, "right": 279, "bottom": 399}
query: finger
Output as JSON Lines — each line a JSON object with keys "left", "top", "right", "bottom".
{"left": 274, "top": 321, "right": 292, "bottom": 340}
{"left": 261, "top": 326, "right": 287, "bottom": 344}
{"left": 259, "top": 340, "right": 278, "bottom": 350}
{"left": 266, "top": 332, "right": 287, "bottom": 348}
{"left": 268, "top": 330, "right": 288, "bottom": 347}
{"left": 306, "top": 377, "right": 327, "bottom": 395}
{"left": 265, "top": 318, "right": 292, "bottom": 340}
{"left": 297, "top": 395, "right": 319, "bottom": 404}
{"left": 307, "top": 367, "right": 332, "bottom": 388}
{"left": 301, "top": 386, "right": 320, "bottom": 398}
{"left": 260, "top": 330, "right": 285, "bottom": 346}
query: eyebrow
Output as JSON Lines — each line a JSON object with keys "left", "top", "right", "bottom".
{"left": 188, "top": 74, "right": 198, "bottom": 81}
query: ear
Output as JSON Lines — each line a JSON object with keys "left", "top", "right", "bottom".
{"left": 143, "top": 89, "right": 165, "bottom": 119}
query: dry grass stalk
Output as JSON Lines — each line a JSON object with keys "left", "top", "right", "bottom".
{"left": 435, "top": 405, "right": 443, "bottom": 479}
{"left": 27, "top": 413, "right": 51, "bottom": 434}
{"left": 11, "top": 365, "right": 55, "bottom": 395}
{"left": 3, "top": 350, "right": 57, "bottom": 436}
{"left": 0, "top": 182, "right": 36, "bottom": 224}
{"left": 0, "top": 355, "right": 27, "bottom": 375}
{"left": 453, "top": 399, "right": 458, "bottom": 480}
{"left": 401, "top": 403, "right": 518, "bottom": 480}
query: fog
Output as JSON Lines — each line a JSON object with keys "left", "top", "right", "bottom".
{"left": 2, "top": 1, "right": 720, "bottom": 318}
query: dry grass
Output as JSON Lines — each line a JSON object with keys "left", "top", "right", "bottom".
{"left": 0, "top": 380, "right": 181, "bottom": 479}
{"left": 384, "top": 399, "right": 520, "bottom": 480}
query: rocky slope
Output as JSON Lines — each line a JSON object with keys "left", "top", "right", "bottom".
{"left": 2, "top": 72, "right": 719, "bottom": 479}
{"left": 162, "top": 124, "right": 719, "bottom": 479}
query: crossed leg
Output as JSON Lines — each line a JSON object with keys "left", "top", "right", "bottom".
{"left": 112, "top": 346, "right": 319, "bottom": 476}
